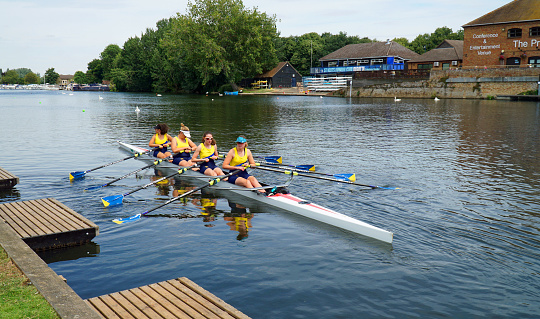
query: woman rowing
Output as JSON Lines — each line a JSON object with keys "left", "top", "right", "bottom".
{"left": 222, "top": 136, "right": 264, "bottom": 193}
{"left": 148, "top": 123, "right": 173, "bottom": 159}
{"left": 170, "top": 123, "right": 197, "bottom": 167}
{"left": 191, "top": 131, "right": 225, "bottom": 176}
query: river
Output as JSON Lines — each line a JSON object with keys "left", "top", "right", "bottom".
{"left": 0, "top": 90, "right": 538, "bottom": 318}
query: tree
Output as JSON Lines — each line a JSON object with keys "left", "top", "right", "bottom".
{"left": 163, "top": 0, "right": 279, "bottom": 92}
{"left": 3, "top": 70, "right": 20, "bottom": 84}
{"left": 86, "top": 59, "right": 103, "bottom": 84}
{"left": 24, "top": 72, "right": 39, "bottom": 84}
{"left": 408, "top": 27, "right": 464, "bottom": 54}
{"left": 100, "top": 44, "right": 122, "bottom": 80}
{"left": 44, "top": 68, "right": 60, "bottom": 84}
{"left": 73, "top": 71, "right": 87, "bottom": 84}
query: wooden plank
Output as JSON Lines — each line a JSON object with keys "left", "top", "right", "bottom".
{"left": 144, "top": 283, "right": 195, "bottom": 319}
{"left": 99, "top": 294, "right": 137, "bottom": 319}
{"left": 87, "top": 296, "right": 121, "bottom": 319}
{"left": 0, "top": 203, "right": 40, "bottom": 237}
{"left": 0, "top": 205, "right": 33, "bottom": 238}
{"left": 119, "top": 290, "right": 163, "bottom": 319}
{"left": 108, "top": 292, "right": 150, "bottom": 319}
{"left": 49, "top": 198, "right": 99, "bottom": 233}
{"left": 177, "top": 277, "right": 251, "bottom": 319}
{"left": 137, "top": 285, "right": 191, "bottom": 319}
{"left": 16, "top": 200, "right": 68, "bottom": 234}
{"left": 129, "top": 287, "right": 178, "bottom": 319}
{"left": 158, "top": 280, "right": 225, "bottom": 319}
{"left": 30, "top": 199, "right": 84, "bottom": 231}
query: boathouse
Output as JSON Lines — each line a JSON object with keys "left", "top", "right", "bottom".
{"left": 242, "top": 62, "right": 302, "bottom": 88}
{"left": 311, "top": 41, "right": 419, "bottom": 76}
{"left": 462, "top": 0, "right": 540, "bottom": 68}
{"left": 408, "top": 40, "right": 464, "bottom": 70}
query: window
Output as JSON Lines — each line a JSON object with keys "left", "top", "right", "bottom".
{"left": 328, "top": 61, "right": 338, "bottom": 67}
{"left": 357, "top": 60, "right": 369, "bottom": 65}
{"left": 418, "top": 64, "right": 432, "bottom": 69}
{"left": 371, "top": 59, "right": 384, "bottom": 65}
{"left": 508, "top": 28, "right": 522, "bottom": 38}
{"left": 452, "top": 61, "right": 458, "bottom": 66}
{"left": 506, "top": 57, "right": 521, "bottom": 65}
{"left": 529, "top": 56, "right": 540, "bottom": 67}
{"left": 442, "top": 63, "right": 450, "bottom": 70}
{"left": 530, "top": 27, "right": 540, "bottom": 37}
{"left": 433, "top": 62, "right": 440, "bottom": 67}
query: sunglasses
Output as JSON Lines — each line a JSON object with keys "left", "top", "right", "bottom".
{"left": 205, "top": 137, "right": 213, "bottom": 140}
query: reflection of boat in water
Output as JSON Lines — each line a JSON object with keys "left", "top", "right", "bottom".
{"left": 72, "top": 84, "right": 110, "bottom": 91}
{"left": 117, "top": 141, "right": 393, "bottom": 243}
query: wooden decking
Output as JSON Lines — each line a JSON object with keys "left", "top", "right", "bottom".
{"left": 0, "top": 166, "right": 18, "bottom": 189}
{"left": 86, "top": 277, "right": 251, "bottom": 319}
{"left": 0, "top": 198, "right": 99, "bottom": 250}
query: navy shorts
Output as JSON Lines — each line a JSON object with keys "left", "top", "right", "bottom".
{"left": 199, "top": 159, "right": 218, "bottom": 174}
{"left": 227, "top": 169, "right": 251, "bottom": 184}
{"left": 153, "top": 147, "right": 168, "bottom": 157}
{"left": 172, "top": 153, "right": 191, "bottom": 165}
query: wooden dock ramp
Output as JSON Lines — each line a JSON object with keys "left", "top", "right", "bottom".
{"left": 0, "top": 166, "right": 19, "bottom": 189}
{"left": 86, "top": 277, "right": 251, "bottom": 319}
{"left": 0, "top": 198, "right": 99, "bottom": 250}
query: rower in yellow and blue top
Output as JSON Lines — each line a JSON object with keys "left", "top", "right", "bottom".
{"left": 171, "top": 123, "right": 197, "bottom": 167}
{"left": 222, "top": 136, "right": 265, "bottom": 193}
{"left": 191, "top": 131, "right": 225, "bottom": 177}
{"left": 148, "top": 123, "right": 173, "bottom": 159}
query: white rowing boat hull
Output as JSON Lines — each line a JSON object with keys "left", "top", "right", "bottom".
{"left": 117, "top": 141, "right": 393, "bottom": 243}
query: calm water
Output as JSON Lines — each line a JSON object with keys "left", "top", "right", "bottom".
{"left": 0, "top": 90, "right": 539, "bottom": 318}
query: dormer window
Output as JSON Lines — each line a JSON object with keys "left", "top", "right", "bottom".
{"left": 530, "top": 27, "right": 540, "bottom": 37}
{"left": 508, "top": 28, "right": 522, "bottom": 38}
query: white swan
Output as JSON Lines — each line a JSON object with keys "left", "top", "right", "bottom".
{"left": 434, "top": 97, "right": 440, "bottom": 101}
{"left": 394, "top": 97, "right": 401, "bottom": 102}
{"left": 99, "top": 95, "right": 103, "bottom": 100}
{"left": 135, "top": 106, "right": 140, "bottom": 113}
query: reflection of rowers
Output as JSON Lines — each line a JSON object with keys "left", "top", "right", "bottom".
{"left": 224, "top": 201, "right": 253, "bottom": 240}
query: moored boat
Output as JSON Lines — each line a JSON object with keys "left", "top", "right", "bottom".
{"left": 117, "top": 141, "right": 393, "bottom": 243}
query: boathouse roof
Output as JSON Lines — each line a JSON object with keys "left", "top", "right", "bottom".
{"left": 409, "top": 40, "right": 463, "bottom": 63}
{"left": 463, "top": 0, "right": 540, "bottom": 27}
{"left": 319, "top": 41, "right": 419, "bottom": 61}
{"left": 259, "top": 61, "right": 301, "bottom": 78}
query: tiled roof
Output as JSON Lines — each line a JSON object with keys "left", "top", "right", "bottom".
{"left": 319, "top": 41, "right": 419, "bottom": 61}
{"left": 259, "top": 62, "right": 288, "bottom": 78}
{"left": 463, "top": 0, "right": 540, "bottom": 27}
{"left": 409, "top": 40, "right": 463, "bottom": 63}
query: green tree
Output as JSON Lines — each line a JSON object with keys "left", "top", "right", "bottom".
{"left": 86, "top": 59, "right": 103, "bottom": 84}
{"left": 100, "top": 44, "right": 122, "bottom": 80}
{"left": 3, "top": 70, "right": 20, "bottom": 84}
{"left": 44, "top": 68, "right": 59, "bottom": 84}
{"left": 73, "top": 71, "right": 87, "bottom": 84}
{"left": 408, "top": 27, "right": 464, "bottom": 54}
{"left": 24, "top": 72, "right": 39, "bottom": 84}
{"left": 163, "top": 0, "right": 279, "bottom": 92}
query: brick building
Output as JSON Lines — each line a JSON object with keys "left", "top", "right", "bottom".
{"left": 463, "top": 0, "right": 540, "bottom": 68}
{"left": 408, "top": 40, "right": 463, "bottom": 71}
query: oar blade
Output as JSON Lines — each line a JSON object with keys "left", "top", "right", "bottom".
{"left": 101, "top": 194, "right": 124, "bottom": 207}
{"left": 334, "top": 173, "right": 356, "bottom": 182}
{"left": 69, "top": 171, "right": 86, "bottom": 181}
{"left": 84, "top": 185, "right": 104, "bottom": 191}
{"left": 296, "top": 165, "right": 315, "bottom": 171}
{"left": 113, "top": 214, "right": 142, "bottom": 224}
{"left": 265, "top": 156, "right": 282, "bottom": 164}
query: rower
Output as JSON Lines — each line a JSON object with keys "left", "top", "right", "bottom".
{"left": 222, "top": 136, "right": 264, "bottom": 193}
{"left": 191, "top": 131, "right": 225, "bottom": 177}
{"left": 171, "top": 123, "right": 197, "bottom": 167}
{"left": 148, "top": 123, "right": 173, "bottom": 159}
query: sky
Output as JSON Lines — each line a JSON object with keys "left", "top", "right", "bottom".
{"left": 0, "top": 0, "right": 511, "bottom": 76}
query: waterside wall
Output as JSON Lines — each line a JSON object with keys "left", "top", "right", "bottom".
{"left": 345, "top": 68, "right": 540, "bottom": 99}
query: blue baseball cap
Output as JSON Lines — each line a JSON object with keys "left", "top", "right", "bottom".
{"left": 235, "top": 136, "right": 247, "bottom": 143}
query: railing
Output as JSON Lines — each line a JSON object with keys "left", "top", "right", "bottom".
{"left": 303, "top": 76, "right": 352, "bottom": 91}
{"left": 311, "top": 64, "right": 405, "bottom": 75}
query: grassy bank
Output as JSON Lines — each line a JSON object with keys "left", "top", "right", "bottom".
{"left": 0, "top": 246, "right": 59, "bottom": 319}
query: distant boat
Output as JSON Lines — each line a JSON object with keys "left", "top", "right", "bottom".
{"left": 224, "top": 91, "right": 238, "bottom": 95}
{"left": 72, "top": 84, "right": 110, "bottom": 91}
{"left": 156, "top": 93, "right": 162, "bottom": 97}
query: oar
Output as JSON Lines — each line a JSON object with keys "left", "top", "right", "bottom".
{"left": 257, "top": 162, "right": 354, "bottom": 181}
{"left": 250, "top": 164, "right": 399, "bottom": 190}
{"left": 256, "top": 161, "right": 316, "bottom": 172}
{"left": 84, "top": 158, "right": 168, "bottom": 191}
{"left": 101, "top": 164, "right": 197, "bottom": 207}
{"left": 112, "top": 169, "right": 241, "bottom": 224}
{"left": 254, "top": 155, "right": 282, "bottom": 164}
{"left": 69, "top": 148, "right": 158, "bottom": 180}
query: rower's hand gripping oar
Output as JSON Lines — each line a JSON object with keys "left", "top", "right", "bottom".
{"left": 69, "top": 147, "right": 159, "bottom": 181}
{"left": 112, "top": 169, "right": 241, "bottom": 224}
{"left": 101, "top": 164, "right": 197, "bottom": 207}
{"left": 251, "top": 164, "right": 399, "bottom": 190}
{"left": 85, "top": 158, "right": 168, "bottom": 191}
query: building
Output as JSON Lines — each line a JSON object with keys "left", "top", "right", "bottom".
{"left": 242, "top": 62, "right": 302, "bottom": 88}
{"left": 408, "top": 40, "right": 463, "bottom": 71}
{"left": 311, "top": 41, "right": 419, "bottom": 76}
{"left": 462, "top": 0, "right": 540, "bottom": 68}
{"left": 59, "top": 74, "right": 74, "bottom": 89}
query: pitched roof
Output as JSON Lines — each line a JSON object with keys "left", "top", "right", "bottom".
{"left": 463, "top": 0, "right": 540, "bottom": 27}
{"left": 258, "top": 62, "right": 300, "bottom": 78}
{"left": 409, "top": 40, "right": 463, "bottom": 63}
{"left": 319, "top": 41, "right": 419, "bottom": 61}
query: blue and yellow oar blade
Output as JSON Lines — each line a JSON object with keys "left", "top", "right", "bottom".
{"left": 334, "top": 173, "right": 356, "bottom": 182}
{"left": 69, "top": 171, "right": 86, "bottom": 181}
{"left": 265, "top": 156, "right": 282, "bottom": 164}
{"left": 113, "top": 214, "right": 142, "bottom": 224}
{"left": 296, "top": 165, "right": 315, "bottom": 171}
{"left": 101, "top": 194, "right": 124, "bottom": 207}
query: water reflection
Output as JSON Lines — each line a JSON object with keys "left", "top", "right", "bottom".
{"left": 38, "top": 242, "right": 100, "bottom": 264}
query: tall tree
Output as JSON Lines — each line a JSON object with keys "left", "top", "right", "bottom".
{"left": 408, "top": 27, "right": 464, "bottom": 54}
{"left": 86, "top": 59, "right": 103, "bottom": 84}
{"left": 163, "top": 0, "right": 279, "bottom": 92}
{"left": 24, "top": 72, "right": 39, "bottom": 84}
{"left": 2, "top": 70, "right": 20, "bottom": 84}
{"left": 73, "top": 71, "right": 87, "bottom": 84}
{"left": 44, "top": 68, "right": 59, "bottom": 84}
{"left": 100, "top": 44, "right": 122, "bottom": 80}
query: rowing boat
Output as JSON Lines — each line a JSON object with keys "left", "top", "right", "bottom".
{"left": 116, "top": 141, "right": 393, "bottom": 243}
